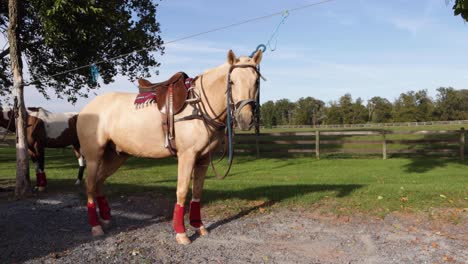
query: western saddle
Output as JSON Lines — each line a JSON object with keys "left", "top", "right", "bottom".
{"left": 137, "top": 72, "right": 192, "bottom": 155}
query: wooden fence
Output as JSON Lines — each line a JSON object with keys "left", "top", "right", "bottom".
{"left": 263, "top": 120, "right": 468, "bottom": 129}
{"left": 2, "top": 128, "right": 467, "bottom": 160}
{"left": 235, "top": 128, "right": 467, "bottom": 160}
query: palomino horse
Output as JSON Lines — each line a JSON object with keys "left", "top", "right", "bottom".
{"left": 77, "top": 49, "right": 262, "bottom": 244}
{"left": 0, "top": 107, "right": 85, "bottom": 191}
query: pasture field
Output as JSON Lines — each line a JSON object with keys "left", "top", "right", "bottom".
{"left": 0, "top": 145, "right": 466, "bottom": 217}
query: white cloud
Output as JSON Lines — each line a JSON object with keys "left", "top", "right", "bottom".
{"left": 359, "top": 0, "right": 437, "bottom": 34}
{"left": 389, "top": 17, "right": 429, "bottom": 34}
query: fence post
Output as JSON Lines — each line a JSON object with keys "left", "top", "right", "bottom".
{"left": 255, "top": 136, "right": 260, "bottom": 159}
{"left": 315, "top": 130, "right": 320, "bottom": 160}
{"left": 382, "top": 131, "right": 387, "bottom": 160}
{"left": 460, "top": 127, "right": 465, "bottom": 161}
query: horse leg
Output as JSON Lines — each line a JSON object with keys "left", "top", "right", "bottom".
{"left": 28, "top": 149, "right": 40, "bottom": 189}
{"left": 32, "top": 142, "right": 46, "bottom": 192}
{"left": 190, "top": 156, "right": 209, "bottom": 236}
{"left": 95, "top": 149, "right": 128, "bottom": 229}
{"left": 173, "top": 151, "right": 196, "bottom": 245}
{"left": 82, "top": 143, "right": 107, "bottom": 236}
{"left": 73, "top": 146, "right": 86, "bottom": 185}
{"left": 85, "top": 159, "right": 105, "bottom": 237}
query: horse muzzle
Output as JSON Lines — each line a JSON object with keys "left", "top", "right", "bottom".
{"left": 235, "top": 101, "right": 256, "bottom": 131}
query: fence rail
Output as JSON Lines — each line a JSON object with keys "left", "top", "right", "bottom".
{"left": 236, "top": 127, "right": 467, "bottom": 160}
{"left": 263, "top": 120, "right": 468, "bottom": 130}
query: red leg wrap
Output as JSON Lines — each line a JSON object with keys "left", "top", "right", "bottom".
{"left": 96, "top": 196, "right": 111, "bottom": 221}
{"left": 87, "top": 202, "right": 100, "bottom": 227}
{"left": 189, "top": 201, "right": 203, "bottom": 228}
{"left": 173, "top": 204, "right": 186, "bottom": 233}
{"left": 36, "top": 172, "right": 47, "bottom": 187}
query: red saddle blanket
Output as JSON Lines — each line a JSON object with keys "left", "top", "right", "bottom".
{"left": 134, "top": 77, "right": 193, "bottom": 107}
{"left": 134, "top": 92, "right": 156, "bottom": 105}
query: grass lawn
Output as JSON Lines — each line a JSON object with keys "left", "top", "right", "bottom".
{"left": 0, "top": 146, "right": 466, "bottom": 217}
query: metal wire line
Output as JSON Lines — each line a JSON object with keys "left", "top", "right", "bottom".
{"left": 25, "top": 0, "right": 336, "bottom": 85}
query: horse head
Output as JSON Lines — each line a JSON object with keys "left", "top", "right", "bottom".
{"left": 226, "top": 49, "right": 262, "bottom": 131}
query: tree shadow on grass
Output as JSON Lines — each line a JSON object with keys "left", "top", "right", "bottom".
{"left": 397, "top": 133, "right": 468, "bottom": 173}
{"left": 0, "top": 179, "right": 363, "bottom": 263}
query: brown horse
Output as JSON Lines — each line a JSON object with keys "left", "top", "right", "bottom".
{"left": 77, "top": 49, "right": 262, "bottom": 244}
{"left": 0, "top": 107, "right": 85, "bottom": 191}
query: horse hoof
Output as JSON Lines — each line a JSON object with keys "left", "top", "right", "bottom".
{"left": 75, "top": 179, "right": 81, "bottom": 185}
{"left": 91, "top": 225, "right": 105, "bottom": 237}
{"left": 175, "top": 233, "right": 191, "bottom": 245}
{"left": 197, "top": 226, "right": 209, "bottom": 236}
{"left": 36, "top": 186, "right": 46, "bottom": 192}
{"left": 101, "top": 219, "right": 111, "bottom": 229}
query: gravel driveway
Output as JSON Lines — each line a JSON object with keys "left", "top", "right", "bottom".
{"left": 1, "top": 193, "right": 466, "bottom": 264}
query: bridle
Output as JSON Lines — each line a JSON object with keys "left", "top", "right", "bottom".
{"left": 226, "top": 64, "right": 263, "bottom": 129}
{"left": 211, "top": 64, "right": 263, "bottom": 179}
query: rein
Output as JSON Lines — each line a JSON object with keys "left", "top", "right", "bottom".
{"left": 221, "top": 64, "right": 262, "bottom": 178}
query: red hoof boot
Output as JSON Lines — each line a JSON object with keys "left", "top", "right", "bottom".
{"left": 173, "top": 203, "right": 186, "bottom": 234}
{"left": 87, "top": 202, "right": 100, "bottom": 227}
{"left": 36, "top": 172, "right": 47, "bottom": 191}
{"left": 96, "top": 196, "right": 111, "bottom": 221}
{"left": 189, "top": 201, "right": 203, "bottom": 228}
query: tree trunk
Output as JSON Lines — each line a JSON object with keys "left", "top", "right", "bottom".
{"left": 8, "top": 0, "right": 31, "bottom": 197}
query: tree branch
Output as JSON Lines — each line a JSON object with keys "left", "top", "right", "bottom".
{"left": 0, "top": 46, "right": 9, "bottom": 59}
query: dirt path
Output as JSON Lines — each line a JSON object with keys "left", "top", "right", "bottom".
{"left": 1, "top": 193, "right": 466, "bottom": 264}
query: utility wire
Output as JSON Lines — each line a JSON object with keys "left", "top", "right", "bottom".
{"left": 26, "top": 0, "right": 336, "bottom": 85}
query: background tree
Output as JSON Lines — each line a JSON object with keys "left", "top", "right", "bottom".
{"left": 338, "top": 94, "right": 353, "bottom": 124}
{"left": 393, "top": 91, "right": 419, "bottom": 122}
{"left": 351, "top": 97, "right": 367, "bottom": 124}
{"left": 393, "top": 90, "right": 435, "bottom": 122}
{"left": 367, "top": 96, "right": 393, "bottom": 123}
{"left": 1, "top": 0, "right": 164, "bottom": 196}
{"left": 292, "top": 97, "right": 324, "bottom": 126}
{"left": 452, "top": 0, "right": 468, "bottom": 21}
{"left": 260, "top": 100, "right": 275, "bottom": 127}
{"left": 323, "top": 101, "right": 339, "bottom": 125}
{"left": 434, "top": 87, "right": 468, "bottom": 120}
{"left": 414, "top": 90, "right": 435, "bottom": 121}
{"left": 260, "top": 88, "right": 468, "bottom": 127}
{"left": 274, "top": 99, "right": 295, "bottom": 125}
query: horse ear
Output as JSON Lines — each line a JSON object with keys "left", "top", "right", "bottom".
{"left": 227, "top": 50, "right": 237, "bottom": 65}
{"left": 252, "top": 49, "right": 263, "bottom": 65}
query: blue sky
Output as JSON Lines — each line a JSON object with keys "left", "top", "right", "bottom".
{"left": 8, "top": 0, "right": 468, "bottom": 111}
